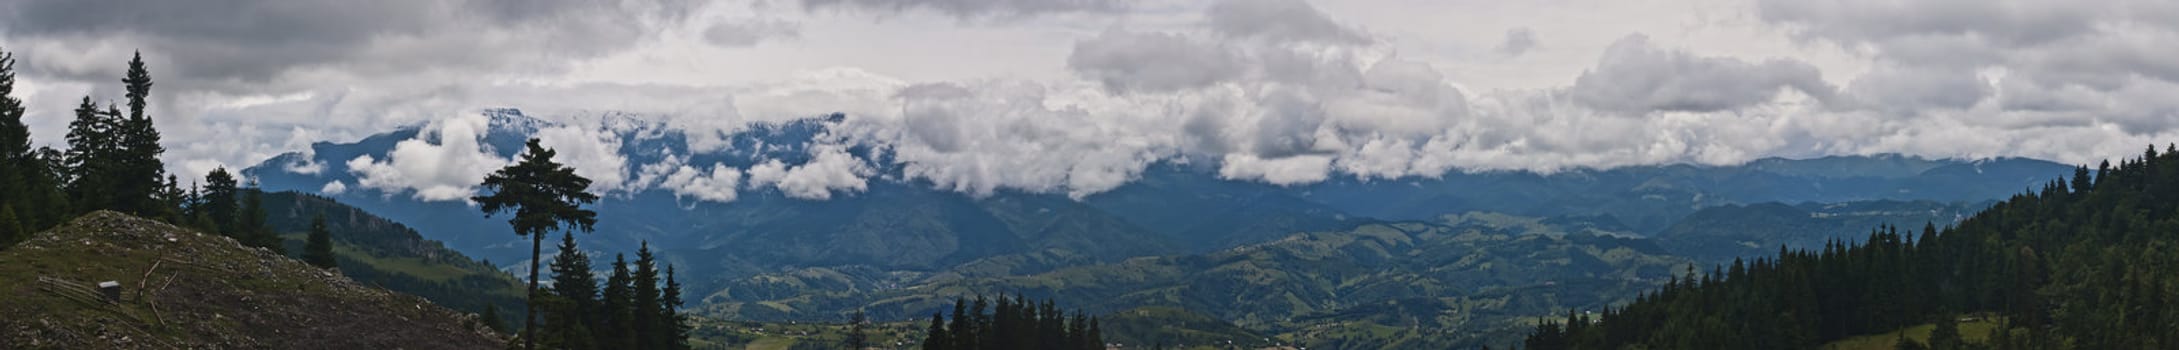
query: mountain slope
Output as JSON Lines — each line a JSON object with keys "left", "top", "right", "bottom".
{"left": 1657, "top": 200, "right": 1991, "bottom": 261}
{"left": 258, "top": 191, "right": 526, "bottom": 326}
{"left": 1525, "top": 149, "right": 2179, "bottom": 349}
{"left": 244, "top": 110, "right": 2070, "bottom": 252}
{"left": 0, "top": 211, "right": 503, "bottom": 349}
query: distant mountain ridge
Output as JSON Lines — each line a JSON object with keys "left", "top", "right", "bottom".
{"left": 241, "top": 109, "right": 2077, "bottom": 315}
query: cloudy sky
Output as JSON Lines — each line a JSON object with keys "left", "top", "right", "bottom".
{"left": 5, "top": 0, "right": 2178, "bottom": 200}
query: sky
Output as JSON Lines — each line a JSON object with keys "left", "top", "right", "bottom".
{"left": 4, "top": 0, "right": 2178, "bottom": 201}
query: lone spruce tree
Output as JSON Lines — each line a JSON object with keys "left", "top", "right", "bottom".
{"left": 114, "top": 52, "right": 164, "bottom": 217}
{"left": 473, "top": 138, "right": 598, "bottom": 350}
{"left": 302, "top": 213, "right": 337, "bottom": 269}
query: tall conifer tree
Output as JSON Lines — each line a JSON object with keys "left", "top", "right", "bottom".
{"left": 599, "top": 254, "right": 637, "bottom": 349}
{"left": 632, "top": 242, "right": 663, "bottom": 349}
{"left": 472, "top": 138, "right": 598, "bottom": 350}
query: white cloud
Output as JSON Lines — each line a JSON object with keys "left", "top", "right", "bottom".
{"left": 663, "top": 163, "right": 746, "bottom": 203}
{"left": 535, "top": 124, "right": 633, "bottom": 194}
{"left": 843, "top": 81, "right": 1171, "bottom": 198}
{"left": 321, "top": 180, "right": 349, "bottom": 195}
{"left": 1218, "top": 153, "right": 1332, "bottom": 185}
{"left": 344, "top": 112, "right": 509, "bottom": 201}
{"left": 636, "top": 152, "right": 748, "bottom": 204}
{"left": 746, "top": 144, "right": 872, "bottom": 200}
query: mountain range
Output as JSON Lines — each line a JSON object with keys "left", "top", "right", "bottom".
{"left": 236, "top": 109, "right": 2078, "bottom": 347}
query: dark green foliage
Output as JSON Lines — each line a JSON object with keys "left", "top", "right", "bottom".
{"left": 301, "top": 214, "right": 336, "bottom": 269}
{"left": 923, "top": 313, "right": 949, "bottom": 350}
{"left": 472, "top": 138, "right": 599, "bottom": 350}
{"left": 483, "top": 304, "right": 508, "bottom": 333}
{"left": 1524, "top": 147, "right": 2179, "bottom": 350}
{"left": 64, "top": 96, "right": 116, "bottom": 213}
{"left": 532, "top": 239, "right": 689, "bottom": 350}
{"left": 1930, "top": 314, "right": 1961, "bottom": 350}
{"left": 0, "top": 204, "right": 21, "bottom": 246}
{"left": 633, "top": 242, "right": 663, "bottom": 349}
{"left": 660, "top": 266, "right": 690, "bottom": 350}
{"left": 538, "top": 290, "right": 595, "bottom": 350}
{"left": 600, "top": 254, "right": 637, "bottom": 349}
{"left": 201, "top": 168, "right": 240, "bottom": 234}
{"left": 109, "top": 53, "right": 164, "bottom": 217}
{"left": 256, "top": 191, "right": 527, "bottom": 329}
{"left": 0, "top": 46, "right": 48, "bottom": 244}
{"left": 238, "top": 185, "right": 281, "bottom": 253}
{"left": 55, "top": 54, "right": 164, "bottom": 219}
{"left": 549, "top": 233, "right": 599, "bottom": 337}
{"left": 921, "top": 296, "right": 1103, "bottom": 350}
{"left": 1, "top": 48, "right": 169, "bottom": 245}
{"left": 846, "top": 310, "right": 868, "bottom": 349}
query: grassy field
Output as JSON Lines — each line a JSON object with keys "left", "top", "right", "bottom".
{"left": 1822, "top": 316, "right": 2002, "bottom": 350}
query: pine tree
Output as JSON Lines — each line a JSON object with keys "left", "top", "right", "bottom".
{"left": 201, "top": 168, "right": 240, "bottom": 234}
{"left": 538, "top": 290, "right": 593, "bottom": 350}
{"left": 110, "top": 53, "right": 163, "bottom": 217}
{"left": 0, "top": 46, "right": 35, "bottom": 232}
{"left": 1083, "top": 317, "right": 1102, "bottom": 350}
{"left": 924, "top": 313, "right": 950, "bottom": 350}
{"left": 24, "top": 147, "right": 68, "bottom": 230}
{"left": 548, "top": 232, "right": 599, "bottom": 332}
{"left": 302, "top": 213, "right": 337, "bottom": 269}
{"left": 660, "top": 265, "right": 690, "bottom": 350}
{"left": 152, "top": 175, "right": 184, "bottom": 223}
{"left": 632, "top": 242, "right": 663, "bottom": 349}
{"left": 64, "top": 96, "right": 116, "bottom": 213}
{"left": 238, "top": 186, "right": 280, "bottom": 253}
{"left": 599, "top": 254, "right": 637, "bottom": 349}
{"left": 949, "top": 297, "right": 976, "bottom": 350}
{"left": 472, "top": 138, "right": 599, "bottom": 350}
{"left": 847, "top": 310, "right": 869, "bottom": 350}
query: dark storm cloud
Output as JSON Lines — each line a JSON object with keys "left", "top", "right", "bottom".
{"left": 1204, "top": 0, "right": 1370, "bottom": 45}
{"left": 1066, "top": 29, "right": 1248, "bottom": 93}
{"left": 1497, "top": 28, "right": 1538, "bottom": 56}
{"left": 704, "top": 20, "right": 804, "bottom": 48}
{"left": 0, "top": 0, "right": 695, "bottom": 91}
{"left": 1567, "top": 35, "right": 1835, "bottom": 114}
{"left": 798, "top": 0, "right": 1130, "bottom": 20}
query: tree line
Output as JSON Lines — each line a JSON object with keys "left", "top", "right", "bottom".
{"left": 530, "top": 233, "right": 691, "bottom": 349}
{"left": 1523, "top": 146, "right": 2179, "bottom": 349}
{"left": 0, "top": 47, "right": 287, "bottom": 258}
{"left": 920, "top": 295, "right": 1105, "bottom": 350}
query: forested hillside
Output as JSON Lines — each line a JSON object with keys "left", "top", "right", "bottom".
{"left": 1526, "top": 148, "right": 2179, "bottom": 349}
{"left": 259, "top": 192, "right": 527, "bottom": 328}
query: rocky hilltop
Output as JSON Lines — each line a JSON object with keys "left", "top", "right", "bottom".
{"left": 0, "top": 211, "right": 504, "bottom": 349}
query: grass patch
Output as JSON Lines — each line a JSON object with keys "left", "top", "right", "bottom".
{"left": 1822, "top": 315, "right": 2001, "bottom": 350}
